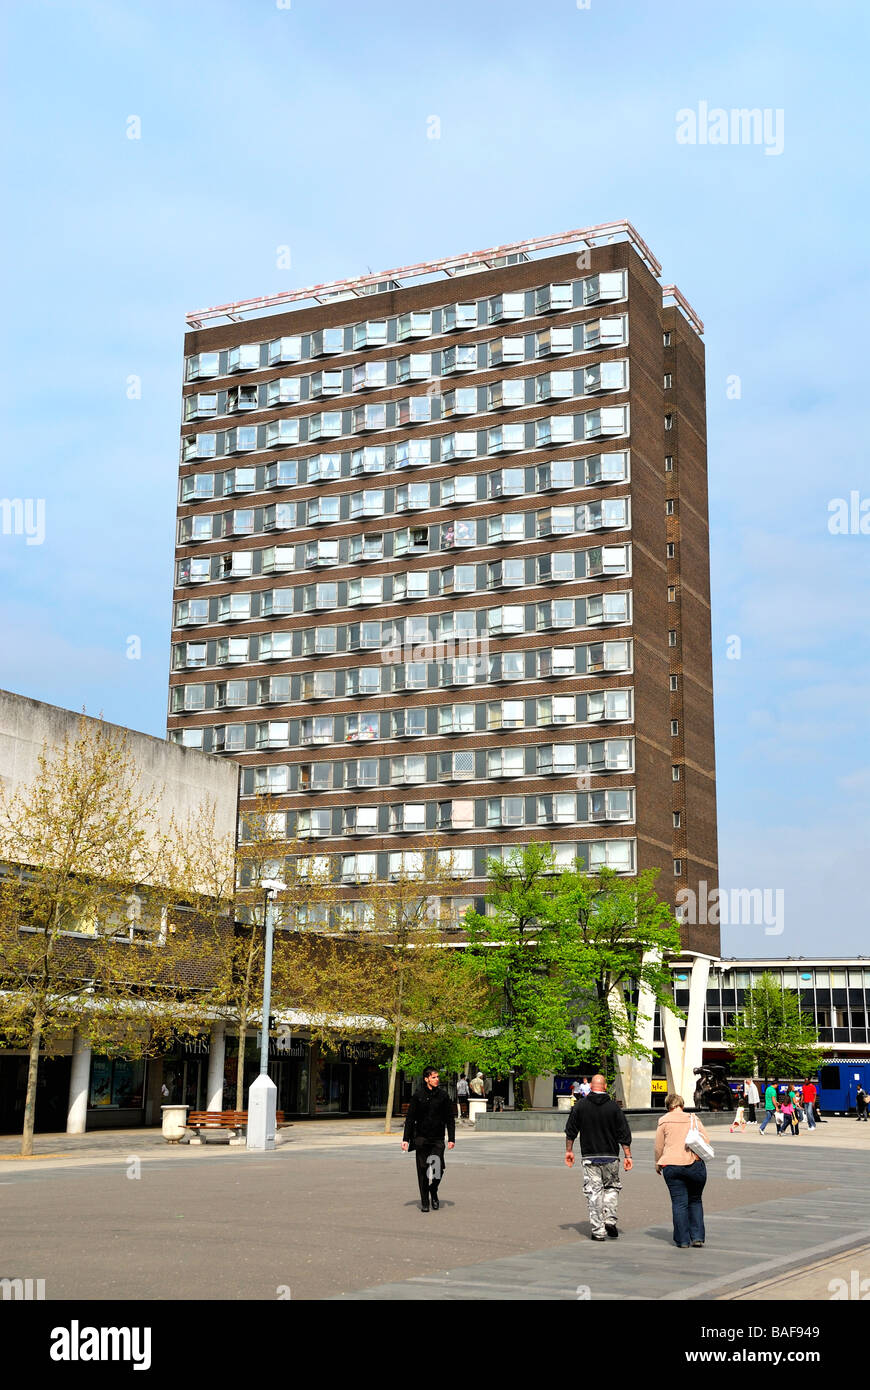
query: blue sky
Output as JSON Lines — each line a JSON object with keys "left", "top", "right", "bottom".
{"left": 1, "top": 0, "right": 868, "bottom": 954}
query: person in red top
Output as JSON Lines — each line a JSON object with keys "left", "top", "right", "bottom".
{"left": 802, "top": 1079, "right": 818, "bottom": 1130}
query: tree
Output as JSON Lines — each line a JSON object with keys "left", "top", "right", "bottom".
{"left": 724, "top": 972, "right": 821, "bottom": 1078}
{"left": 0, "top": 717, "right": 202, "bottom": 1156}
{"left": 168, "top": 798, "right": 333, "bottom": 1110}
{"left": 465, "top": 845, "right": 681, "bottom": 1105}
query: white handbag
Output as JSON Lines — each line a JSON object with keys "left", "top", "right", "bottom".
{"left": 685, "top": 1114, "right": 715, "bottom": 1160}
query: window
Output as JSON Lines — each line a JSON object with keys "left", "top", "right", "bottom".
{"left": 582, "top": 497, "right": 629, "bottom": 531}
{"left": 186, "top": 352, "right": 220, "bottom": 381}
{"left": 388, "top": 851, "right": 425, "bottom": 881}
{"left": 177, "top": 556, "right": 211, "bottom": 585}
{"left": 584, "top": 317, "right": 628, "bottom": 349}
{"left": 183, "top": 433, "right": 217, "bottom": 461}
{"left": 440, "top": 519, "right": 476, "bottom": 550}
{"left": 488, "top": 379, "right": 525, "bottom": 410}
{"left": 437, "top": 658, "right": 480, "bottom": 687}
{"left": 256, "top": 675, "right": 291, "bottom": 703}
{"left": 227, "top": 381, "right": 262, "bottom": 411}
{"left": 300, "top": 716, "right": 335, "bottom": 745}
{"left": 442, "top": 388, "right": 477, "bottom": 418}
{"left": 486, "top": 747, "right": 525, "bottom": 778}
{"left": 536, "top": 552, "right": 574, "bottom": 584}
{"left": 584, "top": 361, "right": 628, "bottom": 394}
{"left": 390, "top": 754, "right": 426, "bottom": 785}
{"left": 299, "top": 762, "right": 334, "bottom": 791}
{"left": 390, "top": 708, "right": 427, "bottom": 738}
{"left": 306, "top": 496, "right": 340, "bottom": 526}
{"left": 441, "top": 344, "right": 479, "bottom": 376}
{"left": 227, "top": 344, "right": 260, "bottom": 373}
{"left": 184, "top": 393, "right": 218, "bottom": 421}
{"left": 397, "top": 354, "right": 432, "bottom": 383}
{"left": 670, "top": 719, "right": 679, "bottom": 736}
{"left": 352, "top": 403, "right": 387, "bottom": 433}
{"left": 669, "top": 675, "right": 678, "bottom": 691}
{"left": 352, "top": 320, "right": 387, "bottom": 349}
{"left": 344, "top": 806, "right": 379, "bottom": 835}
{"left": 348, "top": 576, "right": 384, "bottom": 606}
{"left": 392, "top": 570, "right": 429, "bottom": 601}
{"left": 663, "top": 331, "right": 672, "bottom": 347}
{"left": 487, "top": 558, "right": 525, "bottom": 589}
{"left": 536, "top": 696, "right": 576, "bottom": 726}
{"left": 487, "top": 796, "right": 525, "bottom": 828}
{"left": 588, "top": 789, "right": 634, "bottom": 823}
{"left": 672, "top": 765, "right": 681, "bottom": 781}
{"left": 438, "top": 703, "right": 475, "bottom": 734}
{"left": 255, "top": 721, "right": 290, "bottom": 749}
{"left": 535, "top": 371, "right": 574, "bottom": 403}
{"left": 345, "top": 712, "right": 380, "bottom": 742}
{"left": 486, "top": 514, "right": 525, "bottom": 544}
{"left": 346, "top": 667, "right": 383, "bottom": 697}
{"left": 487, "top": 699, "right": 525, "bottom": 730}
{"left": 537, "top": 647, "right": 575, "bottom": 678}
{"left": 585, "top": 592, "right": 631, "bottom": 626}
{"left": 488, "top": 468, "right": 525, "bottom": 498}
{"left": 488, "top": 336, "right": 525, "bottom": 366}
{"left": 181, "top": 473, "right": 216, "bottom": 504}
{"left": 302, "top": 582, "right": 338, "bottom": 610}
{"left": 537, "top": 793, "right": 578, "bottom": 826}
{"left": 344, "top": 758, "right": 378, "bottom": 789}
{"left": 300, "top": 670, "right": 336, "bottom": 700}
{"left": 673, "top": 811, "right": 681, "bottom": 827}
{"left": 268, "top": 336, "right": 302, "bottom": 365}
{"left": 391, "top": 803, "right": 426, "bottom": 833}
{"left": 487, "top": 607, "right": 525, "bottom": 638}
{"left": 253, "top": 765, "right": 290, "bottom": 794}
{"left": 486, "top": 423, "right": 525, "bottom": 453}
{"left": 397, "top": 397, "right": 432, "bottom": 426}
{"left": 588, "top": 839, "right": 635, "bottom": 872}
{"left": 489, "top": 292, "right": 525, "bottom": 323}
{"left": 348, "top": 620, "right": 386, "bottom": 652}
{"left": 664, "top": 413, "right": 673, "bottom": 431}
{"left": 350, "top": 489, "right": 385, "bottom": 519}
{"left": 584, "top": 451, "right": 628, "bottom": 484}
{"left": 350, "top": 446, "right": 385, "bottom": 476}
{"left": 443, "top": 303, "right": 478, "bottom": 331}
{"left": 438, "top": 750, "right": 475, "bottom": 781}
{"left": 341, "top": 853, "right": 377, "bottom": 884}
{"left": 663, "top": 373, "right": 673, "bottom": 389}
{"left": 217, "top": 592, "right": 252, "bottom": 622}
{"left": 301, "top": 626, "right": 338, "bottom": 656}
{"left": 440, "top": 564, "right": 477, "bottom": 595}
{"left": 175, "top": 598, "right": 209, "bottom": 627}
{"left": 665, "top": 456, "right": 674, "bottom": 473}
{"left": 536, "top": 744, "right": 577, "bottom": 775}
{"left": 398, "top": 311, "right": 432, "bottom": 340}
{"left": 535, "top": 283, "right": 573, "bottom": 313}
{"left": 265, "top": 419, "right": 300, "bottom": 447}
{"left": 310, "top": 328, "right": 344, "bottom": 356}
{"left": 536, "top": 599, "right": 575, "bottom": 630}
{"left": 264, "top": 460, "right": 298, "bottom": 490}
{"left": 303, "top": 539, "right": 338, "bottom": 570}
{"left": 584, "top": 689, "right": 632, "bottom": 722}
{"left": 213, "top": 724, "right": 247, "bottom": 753}
{"left": 260, "top": 545, "right": 295, "bottom": 575}
{"left": 395, "top": 438, "right": 432, "bottom": 469}
{"left": 583, "top": 406, "right": 628, "bottom": 440}
{"left": 535, "top": 416, "right": 575, "bottom": 448}
{"left": 491, "top": 653, "right": 524, "bottom": 683}
{"left": 585, "top": 640, "right": 631, "bottom": 673}
{"left": 225, "top": 427, "right": 258, "bottom": 455}
{"left": 668, "top": 629, "right": 677, "bottom": 647}
{"left": 216, "top": 636, "right": 249, "bottom": 664}
{"left": 307, "top": 411, "right": 342, "bottom": 441}
{"left": 173, "top": 641, "right": 207, "bottom": 670}
{"left": 440, "top": 476, "right": 477, "bottom": 506}
{"left": 170, "top": 683, "right": 206, "bottom": 713}
{"left": 535, "top": 326, "right": 574, "bottom": 357}
{"left": 438, "top": 799, "right": 474, "bottom": 831}
{"left": 673, "top": 859, "right": 683, "bottom": 876}
{"left": 309, "top": 369, "right": 343, "bottom": 400}
{"left": 395, "top": 662, "right": 428, "bottom": 691}
{"left": 440, "top": 432, "right": 477, "bottom": 462}
{"left": 581, "top": 271, "right": 626, "bottom": 305}
{"left": 396, "top": 482, "right": 431, "bottom": 511}
{"left": 216, "top": 680, "right": 249, "bottom": 708}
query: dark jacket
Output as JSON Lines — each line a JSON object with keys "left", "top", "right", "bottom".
{"left": 402, "top": 1084, "right": 456, "bottom": 1146}
{"left": 564, "top": 1091, "right": 632, "bottom": 1160}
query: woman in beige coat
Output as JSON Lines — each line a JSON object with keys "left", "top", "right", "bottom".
{"left": 654, "top": 1094, "right": 711, "bottom": 1247}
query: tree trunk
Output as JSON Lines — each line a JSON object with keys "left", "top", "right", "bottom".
{"left": 21, "top": 1009, "right": 44, "bottom": 1157}
{"left": 235, "top": 1009, "right": 247, "bottom": 1112}
{"left": 383, "top": 966, "right": 405, "bottom": 1136}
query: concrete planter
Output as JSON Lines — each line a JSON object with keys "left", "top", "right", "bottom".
{"left": 556, "top": 1095, "right": 574, "bottom": 1112}
{"left": 161, "top": 1104, "right": 189, "bottom": 1143}
{"left": 468, "top": 1097, "right": 487, "bottom": 1124}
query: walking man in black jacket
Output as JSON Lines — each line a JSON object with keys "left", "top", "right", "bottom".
{"left": 402, "top": 1066, "right": 456, "bottom": 1211}
{"left": 564, "top": 1074, "right": 633, "bottom": 1241}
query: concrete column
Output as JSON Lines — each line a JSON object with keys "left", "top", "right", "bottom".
{"left": 66, "top": 1032, "right": 91, "bottom": 1134}
{"left": 529, "top": 1073, "right": 555, "bottom": 1109}
{"left": 206, "top": 1023, "right": 226, "bottom": 1111}
{"left": 680, "top": 955, "right": 712, "bottom": 1100}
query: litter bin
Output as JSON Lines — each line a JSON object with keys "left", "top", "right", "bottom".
{"left": 468, "top": 1097, "right": 487, "bottom": 1124}
{"left": 161, "top": 1104, "right": 189, "bottom": 1143}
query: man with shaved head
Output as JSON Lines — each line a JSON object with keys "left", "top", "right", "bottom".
{"left": 564, "top": 1074, "right": 633, "bottom": 1241}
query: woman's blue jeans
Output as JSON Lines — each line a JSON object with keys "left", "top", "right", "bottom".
{"left": 663, "top": 1159, "right": 707, "bottom": 1245}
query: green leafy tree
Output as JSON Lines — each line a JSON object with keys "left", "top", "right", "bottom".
{"left": 465, "top": 845, "right": 681, "bottom": 1105}
{"left": 724, "top": 972, "right": 821, "bottom": 1078}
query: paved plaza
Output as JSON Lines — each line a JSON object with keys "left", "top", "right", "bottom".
{"left": 1, "top": 1119, "right": 868, "bottom": 1301}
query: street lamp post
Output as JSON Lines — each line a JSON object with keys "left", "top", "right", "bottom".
{"left": 246, "top": 878, "right": 286, "bottom": 1151}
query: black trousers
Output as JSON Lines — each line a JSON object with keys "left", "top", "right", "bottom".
{"left": 413, "top": 1139, "right": 446, "bottom": 1202}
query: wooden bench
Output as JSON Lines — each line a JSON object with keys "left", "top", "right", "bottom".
{"left": 186, "top": 1110, "right": 286, "bottom": 1141}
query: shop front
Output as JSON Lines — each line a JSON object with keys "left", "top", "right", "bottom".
{"left": 314, "top": 1041, "right": 391, "bottom": 1117}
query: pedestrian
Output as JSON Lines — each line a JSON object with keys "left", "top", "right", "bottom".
{"left": 570, "top": 1079, "right": 582, "bottom": 1103}
{"left": 778, "top": 1091, "right": 798, "bottom": 1136}
{"left": 564, "top": 1074, "right": 633, "bottom": 1242}
{"left": 745, "top": 1078, "right": 760, "bottom": 1124}
{"left": 759, "top": 1079, "right": 779, "bottom": 1134}
{"left": 655, "top": 1094, "right": 711, "bottom": 1247}
{"left": 469, "top": 1071, "right": 485, "bottom": 1099}
{"left": 857, "top": 1085, "right": 869, "bottom": 1121}
{"left": 456, "top": 1073, "right": 469, "bottom": 1122}
{"left": 801, "top": 1078, "right": 817, "bottom": 1130}
{"left": 401, "top": 1066, "right": 456, "bottom": 1212}
{"left": 729, "top": 1103, "right": 746, "bottom": 1133}
{"left": 579, "top": 1077, "right": 592, "bottom": 1098}
{"left": 790, "top": 1084, "right": 804, "bottom": 1128}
